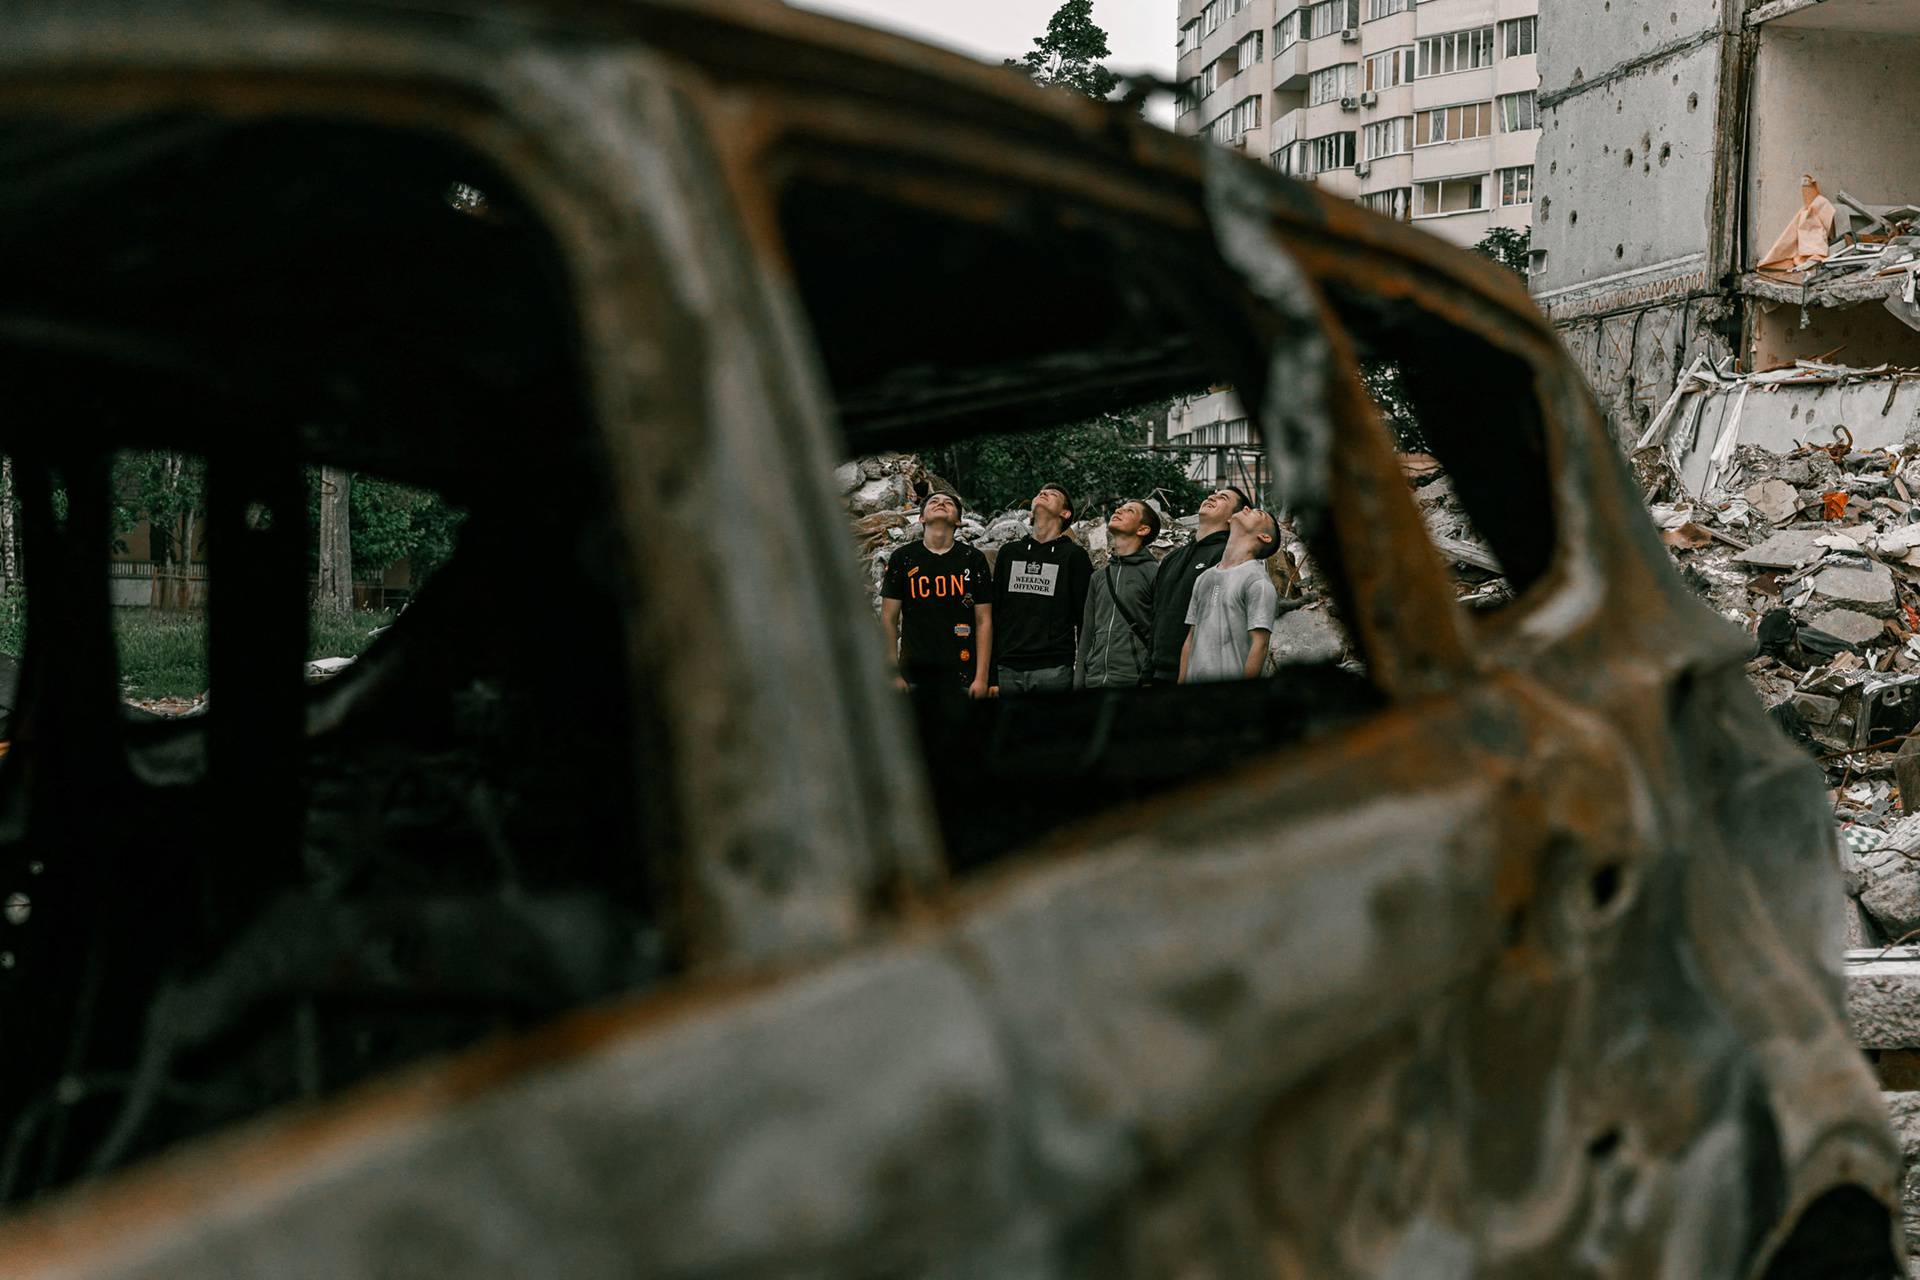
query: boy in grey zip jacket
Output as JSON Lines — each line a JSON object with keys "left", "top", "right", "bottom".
{"left": 1076, "top": 500, "right": 1162, "bottom": 689}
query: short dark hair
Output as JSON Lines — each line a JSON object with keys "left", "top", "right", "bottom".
{"left": 1224, "top": 486, "right": 1253, "bottom": 513}
{"left": 1250, "top": 510, "right": 1283, "bottom": 560}
{"left": 1131, "top": 500, "right": 1162, "bottom": 542}
{"left": 1039, "top": 483, "right": 1073, "bottom": 521}
{"left": 920, "top": 489, "right": 962, "bottom": 519}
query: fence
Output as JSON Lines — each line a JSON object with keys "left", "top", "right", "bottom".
{"left": 106, "top": 561, "right": 410, "bottom": 613}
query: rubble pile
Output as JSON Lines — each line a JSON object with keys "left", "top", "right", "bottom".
{"left": 1647, "top": 433, "right": 1920, "bottom": 929}
{"left": 1754, "top": 179, "right": 1920, "bottom": 332}
{"left": 1764, "top": 190, "right": 1920, "bottom": 332}
{"left": 1404, "top": 453, "right": 1512, "bottom": 611}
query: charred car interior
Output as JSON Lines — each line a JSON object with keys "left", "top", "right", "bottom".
{"left": 0, "top": 2, "right": 1905, "bottom": 1277}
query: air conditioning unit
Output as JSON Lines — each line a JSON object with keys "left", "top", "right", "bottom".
{"left": 1360, "top": 90, "right": 1378, "bottom": 106}
{"left": 1340, "top": 26, "right": 1359, "bottom": 41}
{"left": 1355, "top": 161, "right": 1372, "bottom": 177}
{"left": 1339, "top": 95, "right": 1359, "bottom": 111}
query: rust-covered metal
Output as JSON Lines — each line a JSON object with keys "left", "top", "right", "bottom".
{"left": 0, "top": 1, "right": 1900, "bottom": 1276}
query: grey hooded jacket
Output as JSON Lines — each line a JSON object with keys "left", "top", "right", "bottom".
{"left": 1075, "top": 549, "right": 1161, "bottom": 689}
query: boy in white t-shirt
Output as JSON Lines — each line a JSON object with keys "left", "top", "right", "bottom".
{"left": 1179, "top": 505, "right": 1291, "bottom": 683}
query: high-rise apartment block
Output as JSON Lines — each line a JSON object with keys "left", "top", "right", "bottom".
{"left": 1174, "top": 0, "right": 1542, "bottom": 249}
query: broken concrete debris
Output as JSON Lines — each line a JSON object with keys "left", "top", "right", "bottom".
{"left": 1754, "top": 176, "right": 1920, "bottom": 334}
{"left": 1651, "top": 427, "right": 1920, "bottom": 955}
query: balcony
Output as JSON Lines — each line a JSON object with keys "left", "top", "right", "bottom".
{"left": 1272, "top": 36, "right": 1309, "bottom": 91}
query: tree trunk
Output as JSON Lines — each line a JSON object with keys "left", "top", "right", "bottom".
{"left": 314, "top": 466, "right": 353, "bottom": 618}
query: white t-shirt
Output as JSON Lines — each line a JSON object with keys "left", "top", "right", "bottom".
{"left": 1183, "top": 558, "right": 1278, "bottom": 682}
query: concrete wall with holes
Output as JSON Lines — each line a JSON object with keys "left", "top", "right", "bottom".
{"left": 1746, "top": 29, "right": 1920, "bottom": 268}
{"left": 1554, "top": 295, "right": 1734, "bottom": 445}
{"left": 1530, "top": 38, "right": 1722, "bottom": 297}
{"left": 1537, "top": 0, "right": 1722, "bottom": 89}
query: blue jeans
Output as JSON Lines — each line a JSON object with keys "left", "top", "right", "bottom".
{"left": 998, "top": 664, "right": 1073, "bottom": 694}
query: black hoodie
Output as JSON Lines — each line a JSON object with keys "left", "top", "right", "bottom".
{"left": 1149, "top": 528, "right": 1230, "bottom": 682}
{"left": 990, "top": 532, "right": 1092, "bottom": 674}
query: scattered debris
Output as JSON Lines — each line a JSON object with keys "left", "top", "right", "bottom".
{"left": 1646, "top": 427, "right": 1920, "bottom": 945}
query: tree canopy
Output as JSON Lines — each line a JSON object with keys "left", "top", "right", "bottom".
{"left": 1006, "top": 0, "right": 1119, "bottom": 100}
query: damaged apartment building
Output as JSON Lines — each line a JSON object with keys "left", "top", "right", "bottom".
{"left": 1533, "top": 0, "right": 1920, "bottom": 463}
{"left": 1173, "top": 0, "right": 1542, "bottom": 481}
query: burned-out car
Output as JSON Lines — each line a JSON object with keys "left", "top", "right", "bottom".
{"left": 0, "top": 1, "right": 1901, "bottom": 1276}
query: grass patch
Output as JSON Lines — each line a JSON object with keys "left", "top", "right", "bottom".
{"left": 108, "top": 607, "right": 395, "bottom": 702}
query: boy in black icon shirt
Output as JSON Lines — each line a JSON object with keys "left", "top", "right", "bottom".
{"left": 880, "top": 491, "right": 994, "bottom": 697}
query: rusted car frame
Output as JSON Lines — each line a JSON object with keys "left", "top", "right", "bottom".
{"left": 0, "top": 1, "right": 1899, "bottom": 1276}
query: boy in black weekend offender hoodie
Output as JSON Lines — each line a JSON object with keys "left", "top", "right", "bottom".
{"left": 990, "top": 483, "right": 1092, "bottom": 694}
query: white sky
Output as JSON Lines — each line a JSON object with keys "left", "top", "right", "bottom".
{"left": 786, "top": 0, "right": 1178, "bottom": 120}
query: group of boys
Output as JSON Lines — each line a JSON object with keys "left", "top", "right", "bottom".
{"left": 879, "top": 481, "right": 1287, "bottom": 696}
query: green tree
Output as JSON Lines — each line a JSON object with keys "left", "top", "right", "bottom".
{"left": 346, "top": 475, "right": 465, "bottom": 582}
{"left": 1006, "top": 0, "right": 1119, "bottom": 100}
{"left": 929, "top": 398, "right": 1205, "bottom": 520}
{"left": 1472, "top": 226, "right": 1531, "bottom": 277}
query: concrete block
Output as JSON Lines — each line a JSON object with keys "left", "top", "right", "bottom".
{"left": 1268, "top": 606, "right": 1344, "bottom": 667}
{"left": 1812, "top": 562, "right": 1898, "bottom": 617}
{"left": 1848, "top": 954, "right": 1920, "bottom": 1049}
{"left": 1858, "top": 850, "right": 1920, "bottom": 941}
{"left": 1803, "top": 608, "right": 1886, "bottom": 647}
{"left": 1735, "top": 528, "right": 1855, "bottom": 569}
{"left": 1745, "top": 478, "right": 1802, "bottom": 523}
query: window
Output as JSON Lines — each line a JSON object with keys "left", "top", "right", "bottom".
{"left": 1209, "top": 95, "right": 1263, "bottom": 143}
{"left": 1309, "top": 63, "right": 1357, "bottom": 106}
{"left": 1179, "top": 20, "right": 1202, "bottom": 57}
{"left": 1363, "top": 46, "right": 1414, "bottom": 91}
{"left": 1361, "top": 187, "right": 1413, "bottom": 221}
{"left": 1415, "top": 101, "right": 1493, "bottom": 145}
{"left": 1183, "top": 417, "right": 1253, "bottom": 446}
{"left": 1416, "top": 27, "right": 1495, "bottom": 77}
{"left": 1203, "top": 1, "right": 1222, "bottom": 36}
{"left": 1237, "top": 30, "right": 1264, "bottom": 65}
{"left": 1229, "top": 0, "right": 1247, "bottom": 13}
{"left": 1304, "top": 0, "right": 1359, "bottom": 39}
{"left": 1200, "top": 60, "right": 1222, "bottom": 95}
{"left": 1366, "top": 0, "right": 1409, "bottom": 17}
{"left": 1271, "top": 133, "right": 1353, "bottom": 177}
{"left": 1413, "top": 174, "right": 1488, "bottom": 217}
{"left": 1275, "top": 10, "right": 1297, "bottom": 48}
{"left": 1178, "top": 77, "right": 1202, "bottom": 117}
{"left": 1362, "top": 117, "right": 1411, "bottom": 160}
{"left": 1501, "top": 16, "right": 1537, "bottom": 57}
{"left": 1498, "top": 90, "right": 1538, "bottom": 133}
{"left": 1304, "top": 131, "right": 1356, "bottom": 174}
{"left": 1498, "top": 165, "right": 1533, "bottom": 206}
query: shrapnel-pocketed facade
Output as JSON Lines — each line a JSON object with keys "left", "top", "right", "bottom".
{"left": 1532, "top": 0, "right": 1920, "bottom": 452}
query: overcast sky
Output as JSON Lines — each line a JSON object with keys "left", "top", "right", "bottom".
{"left": 787, "top": 0, "right": 1178, "bottom": 119}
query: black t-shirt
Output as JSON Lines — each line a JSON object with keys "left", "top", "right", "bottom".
{"left": 881, "top": 539, "right": 994, "bottom": 683}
